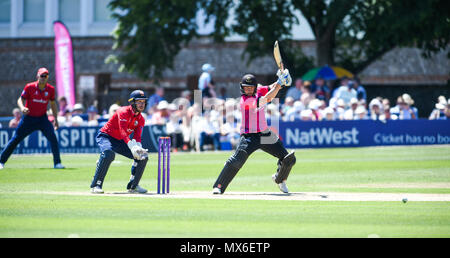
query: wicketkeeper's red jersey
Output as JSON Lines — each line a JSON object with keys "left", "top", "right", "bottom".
{"left": 100, "top": 105, "right": 145, "bottom": 143}
{"left": 21, "top": 82, "right": 56, "bottom": 117}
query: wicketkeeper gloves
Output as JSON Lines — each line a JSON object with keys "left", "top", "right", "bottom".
{"left": 127, "top": 139, "right": 149, "bottom": 160}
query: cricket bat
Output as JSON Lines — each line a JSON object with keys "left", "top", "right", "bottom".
{"left": 273, "top": 40, "right": 284, "bottom": 72}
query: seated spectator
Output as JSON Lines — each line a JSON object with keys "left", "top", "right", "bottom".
{"left": 188, "top": 103, "right": 203, "bottom": 152}
{"left": 308, "top": 99, "right": 322, "bottom": 121}
{"left": 108, "top": 104, "right": 120, "bottom": 118}
{"left": 281, "top": 96, "right": 295, "bottom": 116}
{"left": 285, "top": 78, "right": 303, "bottom": 101}
{"left": 71, "top": 115, "right": 85, "bottom": 127}
{"left": 87, "top": 106, "right": 99, "bottom": 126}
{"left": 383, "top": 104, "right": 391, "bottom": 120}
{"left": 344, "top": 98, "right": 358, "bottom": 120}
{"left": 396, "top": 94, "right": 417, "bottom": 120}
{"left": 150, "top": 100, "right": 170, "bottom": 125}
{"left": 180, "top": 90, "right": 193, "bottom": 106}
{"left": 335, "top": 98, "right": 346, "bottom": 120}
{"left": 313, "top": 77, "right": 330, "bottom": 102}
{"left": 368, "top": 98, "right": 385, "bottom": 121}
{"left": 382, "top": 98, "right": 390, "bottom": 108}
{"left": 58, "top": 96, "right": 68, "bottom": 117}
{"left": 429, "top": 96, "right": 447, "bottom": 120}
{"left": 322, "top": 107, "right": 336, "bottom": 121}
{"left": 354, "top": 106, "right": 369, "bottom": 120}
{"left": 203, "top": 96, "right": 224, "bottom": 115}
{"left": 199, "top": 111, "right": 221, "bottom": 151}
{"left": 389, "top": 96, "right": 403, "bottom": 120}
{"left": 72, "top": 103, "right": 84, "bottom": 116}
{"left": 284, "top": 101, "right": 304, "bottom": 121}
{"left": 333, "top": 77, "right": 357, "bottom": 107}
{"left": 390, "top": 96, "right": 403, "bottom": 119}
{"left": 300, "top": 81, "right": 315, "bottom": 107}
{"left": 224, "top": 98, "right": 238, "bottom": 119}
{"left": 391, "top": 94, "right": 417, "bottom": 120}
{"left": 221, "top": 113, "right": 240, "bottom": 149}
{"left": 402, "top": 93, "right": 418, "bottom": 118}
{"left": 299, "top": 109, "right": 313, "bottom": 121}
{"left": 57, "top": 108, "right": 71, "bottom": 127}
{"left": 9, "top": 108, "right": 22, "bottom": 128}
{"left": 266, "top": 103, "right": 281, "bottom": 123}
{"left": 166, "top": 103, "right": 184, "bottom": 152}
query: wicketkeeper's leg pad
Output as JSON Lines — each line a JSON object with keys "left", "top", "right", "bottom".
{"left": 90, "top": 150, "right": 115, "bottom": 188}
{"left": 127, "top": 157, "right": 148, "bottom": 190}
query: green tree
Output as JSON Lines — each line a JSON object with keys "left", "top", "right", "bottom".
{"left": 335, "top": 0, "right": 450, "bottom": 73}
{"left": 109, "top": 0, "right": 449, "bottom": 80}
{"left": 214, "top": 0, "right": 449, "bottom": 73}
{"left": 107, "top": 0, "right": 200, "bottom": 80}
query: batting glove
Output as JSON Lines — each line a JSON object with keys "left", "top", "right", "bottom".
{"left": 276, "top": 69, "right": 285, "bottom": 86}
{"left": 282, "top": 69, "right": 292, "bottom": 87}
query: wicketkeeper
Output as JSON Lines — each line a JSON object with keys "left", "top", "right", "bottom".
{"left": 90, "top": 90, "right": 150, "bottom": 194}
{"left": 212, "top": 70, "right": 296, "bottom": 194}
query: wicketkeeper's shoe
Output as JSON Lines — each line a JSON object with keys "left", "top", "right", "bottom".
{"left": 54, "top": 163, "right": 65, "bottom": 169}
{"left": 272, "top": 174, "right": 289, "bottom": 193}
{"left": 128, "top": 185, "right": 148, "bottom": 194}
{"left": 212, "top": 187, "right": 222, "bottom": 195}
{"left": 91, "top": 186, "right": 104, "bottom": 194}
{"left": 0, "top": 163, "right": 4, "bottom": 170}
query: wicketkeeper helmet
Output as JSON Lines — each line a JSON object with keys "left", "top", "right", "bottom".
{"left": 128, "top": 90, "right": 148, "bottom": 112}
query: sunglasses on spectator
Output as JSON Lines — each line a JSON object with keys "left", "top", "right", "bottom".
{"left": 40, "top": 74, "right": 48, "bottom": 78}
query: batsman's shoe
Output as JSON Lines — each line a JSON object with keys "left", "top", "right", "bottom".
{"left": 91, "top": 186, "right": 104, "bottom": 194}
{"left": 54, "top": 163, "right": 65, "bottom": 169}
{"left": 272, "top": 174, "right": 289, "bottom": 193}
{"left": 0, "top": 163, "right": 4, "bottom": 170}
{"left": 128, "top": 185, "right": 148, "bottom": 194}
{"left": 212, "top": 187, "right": 222, "bottom": 195}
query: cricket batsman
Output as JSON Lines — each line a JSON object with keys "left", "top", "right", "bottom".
{"left": 90, "top": 90, "right": 149, "bottom": 194}
{"left": 212, "top": 70, "right": 296, "bottom": 194}
{"left": 0, "top": 68, "right": 64, "bottom": 170}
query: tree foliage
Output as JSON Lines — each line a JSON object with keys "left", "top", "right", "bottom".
{"left": 108, "top": 0, "right": 449, "bottom": 80}
{"left": 335, "top": 0, "right": 450, "bottom": 73}
{"left": 107, "top": 0, "right": 200, "bottom": 80}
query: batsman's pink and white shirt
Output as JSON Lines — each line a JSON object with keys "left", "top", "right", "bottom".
{"left": 240, "top": 86, "right": 269, "bottom": 134}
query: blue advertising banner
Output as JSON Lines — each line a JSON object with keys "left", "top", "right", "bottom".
{"left": 0, "top": 127, "right": 101, "bottom": 154}
{"left": 0, "top": 120, "right": 449, "bottom": 154}
{"left": 279, "top": 119, "right": 450, "bottom": 148}
{"left": 0, "top": 125, "right": 167, "bottom": 154}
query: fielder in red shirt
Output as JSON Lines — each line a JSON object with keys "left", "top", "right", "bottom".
{"left": 90, "top": 90, "right": 149, "bottom": 194}
{"left": 0, "top": 68, "right": 64, "bottom": 170}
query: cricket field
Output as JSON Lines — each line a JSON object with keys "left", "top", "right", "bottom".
{"left": 0, "top": 145, "right": 449, "bottom": 238}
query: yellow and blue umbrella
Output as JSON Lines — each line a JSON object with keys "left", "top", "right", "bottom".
{"left": 302, "top": 65, "right": 354, "bottom": 81}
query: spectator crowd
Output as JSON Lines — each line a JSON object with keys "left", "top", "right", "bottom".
{"left": 3, "top": 65, "right": 450, "bottom": 152}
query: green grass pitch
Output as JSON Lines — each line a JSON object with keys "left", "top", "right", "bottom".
{"left": 0, "top": 145, "right": 449, "bottom": 238}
